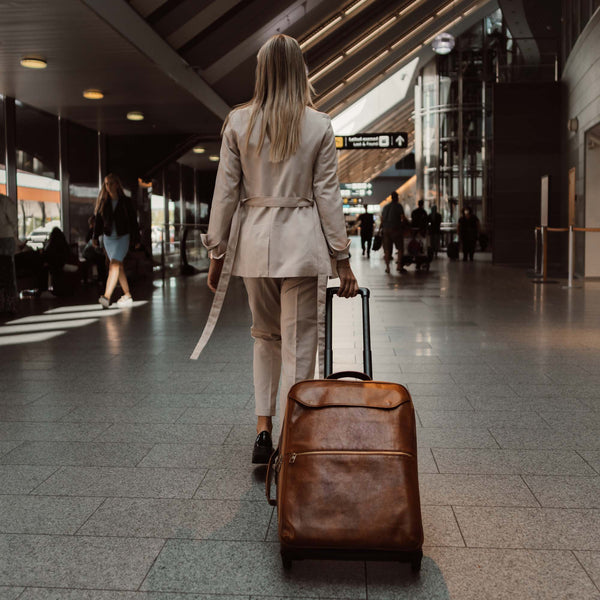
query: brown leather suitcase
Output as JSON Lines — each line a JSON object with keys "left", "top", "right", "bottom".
{"left": 266, "top": 287, "right": 423, "bottom": 571}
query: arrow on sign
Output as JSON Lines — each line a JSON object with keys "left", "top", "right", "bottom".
{"left": 395, "top": 134, "right": 406, "bottom": 146}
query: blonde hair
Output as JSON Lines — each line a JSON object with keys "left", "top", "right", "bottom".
{"left": 95, "top": 173, "right": 124, "bottom": 216}
{"left": 234, "top": 34, "right": 314, "bottom": 163}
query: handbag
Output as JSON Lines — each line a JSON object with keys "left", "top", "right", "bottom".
{"left": 371, "top": 232, "right": 382, "bottom": 251}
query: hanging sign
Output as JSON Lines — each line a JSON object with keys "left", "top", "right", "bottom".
{"left": 335, "top": 132, "right": 408, "bottom": 150}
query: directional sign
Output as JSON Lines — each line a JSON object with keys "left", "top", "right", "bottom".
{"left": 335, "top": 132, "right": 408, "bottom": 150}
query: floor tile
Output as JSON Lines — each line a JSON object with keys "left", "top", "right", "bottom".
{"left": 60, "top": 406, "right": 187, "bottom": 424}
{"left": 432, "top": 448, "right": 596, "bottom": 475}
{"left": 137, "top": 444, "right": 250, "bottom": 469}
{"left": 416, "top": 428, "right": 499, "bottom": 449}
{"left": 0, "top": 441, "right": 152, "bottom": 467}
{"left": 524, "top": 476, "right": 600, "bottom": 508}
{"left": 176, "top": 408, "right": 256, "bottom": 425}
{"left": 580, "top": 451, "right": 600, "bottom": 474}
{"left": 0, "top": 465, "right": 58, "bottom": 494}
{"left": 193, "top": 467, "right": 268, "bottom": 501}
{"left": 417, "top": 410, "right": 545, "bottom": 429}
{"left": 95, "top": 423, "right": 233, "bottom": 444}
{"left": 0, "top": 404, "right": 76, "bottom": 422}
{"left": 32, "top": 466, "right": 206, "bottom": 498}
{"left": 78, "top": 497, "right": 272, "bottom": 541}
{"left": 0, "top": 534, "right": 164, "bottom": 590}
{"left": 0, "top": 422, "right": 112, "bottom": 442}
{"left": 0, "top": 442, "right": 22, "bottom": 457}
{"left": 422, "top": 505, "right": 464, "bottom": 547}
{"left": 140, "top": 539, "right": 366, "bottom": 596}
{"left": 19, "top": 590, "right": 245, "bottom": 599}
{"left": 454, "top": 506, "right": 600, "bottom": 550}
{"left": 0, "top": 495, "right": 103, "bottom": 534}
{"left": 0, "top": 588, "right": 24, "bottom": 600}
{"left": 411, "top": 396, "right": 474, "bottom": 411}
{"left": 419, "top": 473, "right": 538, "bottom": 507}
{"left": 575, "top": 551, "right": 600, "bottom": 590}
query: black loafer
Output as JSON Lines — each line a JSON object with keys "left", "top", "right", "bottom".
{"left": 252, "top": 430, "right": 274, "bottom": 464}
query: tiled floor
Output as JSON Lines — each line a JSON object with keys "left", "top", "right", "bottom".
{"left": 1, "top": 245, "right": 600, "bottom": 599}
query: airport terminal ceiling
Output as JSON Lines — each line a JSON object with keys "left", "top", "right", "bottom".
{"left": 0, "top": 0, "right": 552, "bottom": 181}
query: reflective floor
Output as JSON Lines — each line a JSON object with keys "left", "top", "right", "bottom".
{"left": 1, "top": 244, "right": 600, "bottom": 599}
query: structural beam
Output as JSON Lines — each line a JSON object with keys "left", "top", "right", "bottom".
{"left": 82, "top": 0, "right": 231, "bottom": 121}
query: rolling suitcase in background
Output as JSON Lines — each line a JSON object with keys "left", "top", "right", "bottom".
{"left": 266, "top": 287, "right": 424, "bottom": 571}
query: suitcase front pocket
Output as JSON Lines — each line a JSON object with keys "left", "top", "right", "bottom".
{"left": 278, "top": 450, "right": 423, "bottom": 551}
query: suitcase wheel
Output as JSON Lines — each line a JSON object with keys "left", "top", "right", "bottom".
{"left": 410, "top": 554, "right": 422, "bottom": 573}
{"left": 281, "top": 553, "right": 292, "bottom": 570}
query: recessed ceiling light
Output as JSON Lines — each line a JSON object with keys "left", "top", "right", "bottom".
{"left": 20, "top": 56, "right": 47, "bottom": 69}
{"left": 193, "top": 146, "right": 205, "bottom": 154}
{"left": 208, "top": 155, "right": 220, "bottom": 162}
{"left": 432, "top": 32, "right": 455, "bottom": 55}
{"left": 83, "top": 89, "right": 104, "bottom": 100}
{"left": 127, "top": 111, "right": 144, "bottom": 121}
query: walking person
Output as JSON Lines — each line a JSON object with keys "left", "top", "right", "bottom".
{"left": 381, "top": 191, "right": 406, "bottom": 274}
{"left": 93, "top": 174, "right": 140, "bottom": 308}
{"left": 458, "top": 206, "right": 480, "bottom": 261}
{"left": 428, "top": 205, "right": 442, "bottom": 258}
{"left": 195, "top": 34, "right": 358, "bottom": 464}
{"left": 411, "top": 199, "right": 428, "bottom": 235}
{"left": 356, "top": 205, "right": 374, "bottom": 257}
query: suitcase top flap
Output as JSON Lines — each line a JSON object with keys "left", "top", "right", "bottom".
{"left": 289, "top": 380, "right": 411, "bottom": 409}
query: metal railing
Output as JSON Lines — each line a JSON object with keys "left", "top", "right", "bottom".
{"left": 533, "top": 225, "right": 600, "bottom": 287}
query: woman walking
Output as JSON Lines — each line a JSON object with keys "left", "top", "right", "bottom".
{"left": 195, "top": 34, "right": 358, "bottom": 463}
{"left": 93, "top": 174, "right": 140, "bottom": 308}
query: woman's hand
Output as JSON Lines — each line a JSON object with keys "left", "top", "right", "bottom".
{"left": 207, "top": 257, "right": 224, "bottom": 293}
{"left": 336, "top": 258, "right": 359, "bottom": 298}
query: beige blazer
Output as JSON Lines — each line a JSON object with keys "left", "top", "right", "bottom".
{"left": 201, "top": 105, "right": 350, "bottom": 278}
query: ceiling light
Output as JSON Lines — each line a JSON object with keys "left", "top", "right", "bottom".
{"left": 432, "top": 32, "right": 456, "bottom": 55}
{"left": 192, "top": 146, "right": 206, "bottom": 154}
{"left": 344, "top": 0, "right": 370, "bottom": 15}
{"left": 300, "top": 16, "right": 343, "bottom": 49}
{"left": 391, "top": 16, "right": 435, "bottom": 49}
{"left": 208, "top": 155, "right": 220, "bottom": 162}
{"left": 83, "top": 89, "right": 104, "bottom": 100}
{"left": 346, "top": 16, "right": 397, "bottom": 54}
{"left": 347, "top": 50, "right": 391, "bottom": 82}
{"left": 309, "top": 55, "right": 344, "bottom": 82}
{"left": 126, "top": 111, "right": 144, "bottom": 121}
{"left": 20, "top": 56, "right": 47, "bottom": 69}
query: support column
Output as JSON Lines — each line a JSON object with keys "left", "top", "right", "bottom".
{"left": 3, "top": 97, "right": 18, "bottom": 235}
{"left": 58, "top": 117, "right": 70, "bottom": 241}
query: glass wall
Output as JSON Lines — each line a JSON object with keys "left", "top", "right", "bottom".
{"left": 0, "top": 96, "right": 6, "bottom": 201}
{"left": 68, "top": 122, "right": 99, "bottom": 249}
{"left": 15, "top": 102, "right": 60, "bottom": 244}
{"left": 563, "top": 0, "right": 600, "bottom": 61}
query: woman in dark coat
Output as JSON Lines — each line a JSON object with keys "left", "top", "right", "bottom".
{"left": 93, "top": 173, "right": 140, "bottom": 308}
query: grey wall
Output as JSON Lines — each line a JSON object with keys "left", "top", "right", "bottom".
{"left": 562, "top": 7, "right": 600, "bottom": 276}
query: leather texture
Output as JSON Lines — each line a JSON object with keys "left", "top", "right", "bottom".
{"left": 269, "top": 378, "right": 424, "bottom": 553}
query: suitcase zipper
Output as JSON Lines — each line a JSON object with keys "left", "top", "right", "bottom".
{"left": 288, "top": 450, "right": 414, "bottom": 464}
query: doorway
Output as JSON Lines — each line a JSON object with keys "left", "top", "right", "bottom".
{"left": 585, "top": 122, "right": 600, "bottom": 276}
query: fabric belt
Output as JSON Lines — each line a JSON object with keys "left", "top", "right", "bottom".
{"left": 190, "top": 196, "right": 323, "bottom": 363}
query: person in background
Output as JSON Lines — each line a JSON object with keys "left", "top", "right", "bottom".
{"left": 199, "top": 34, "right": 358, "bottom": 464}
{"left": 356, "top": 204, "right": 374, "bottom": 258}
{"left": 93, "top": 174, "right": 140, "bottom": 308}
{"left": 0, "top": 192, "right": 18, "bottom": 312}
{"left": 381, "top": 191, "right": 406, "bottom": 274}
{"left": 411, "top": 199, "right": 428, "bottom": 235}
{"left": 428, "top": 204, "right": 442, "bottom": 258}
{"left": 83, "top": 215, "right": 107, "bottom": 285}
{"left": 458, "top": 206, "right": 480, "bottom": 261}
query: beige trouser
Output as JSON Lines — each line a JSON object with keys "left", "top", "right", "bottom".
{"left": 243, "top": 276, "right": 318, "bottom": 418}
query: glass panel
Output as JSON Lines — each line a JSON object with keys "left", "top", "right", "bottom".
{"left": 15, "top": 102, "right": 60, "bottom": 244}
{"left": 0, "top": 96, "right": 5, "bottom": 201}
{"left": 68, "top": 122, "right": 98, "bottom": 250}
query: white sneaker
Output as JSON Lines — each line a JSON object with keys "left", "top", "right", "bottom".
{"left": 98, "top": 295, "right": 110, "bottom": 309}
{"left": 116, "top": 294, "right": 133, "bottom": 307}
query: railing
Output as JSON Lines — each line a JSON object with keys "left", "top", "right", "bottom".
{"left": 533, "top": 225, "right": 600, "bottom": 287}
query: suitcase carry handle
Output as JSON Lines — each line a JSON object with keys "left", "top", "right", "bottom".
{"left": 326, "top": 371, "right": 372, "bottom": 381}
{"left": 266, "top": 447, "right": 279, "bottom": 507}
{"left": 325, "top": 287, "right": 373, "bottom": 380}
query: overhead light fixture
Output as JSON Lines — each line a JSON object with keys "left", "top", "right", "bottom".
{"left": 208, "top": 155, "right": 220, "bottom": 162}
{"left": 83, "top": 89, "right": 104, "bottom": 100}
{"left": 309, "top": 55, "right": 344, "bottom": 82}
{"left": 391, "top": 16, "right": 435, "bottom": 49}
{"left": 347, "top": 50, "right": 391, "bottom": 83}
{"left": 126, "top": 111, "right": 144, "bottom": 121}
{"left": 346, "top": 16, "right": 397, "bottom": 54}
{"left": 300, "top": 16, "right": 343, "bottom": 49}
{"left": 20, "top": 56, "right": 47, "bottom": 69}
{"left": 344, "top": 0, "right": 370, "bottom": 16}
{"left": 192, "top": 146, "right": 206, "bottom": 154}
{"left": 431, "top": 32, "right": 456, "bottom": 55}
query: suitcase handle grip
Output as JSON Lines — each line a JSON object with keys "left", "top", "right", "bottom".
{"left": 266, "top": 447, "right": 279, "bottom": 507}
{"left": 326, "top": 371, "right": 372, "bottom": 381}
{"left": 325, "top": 287, "right": 373, "bottom": 379}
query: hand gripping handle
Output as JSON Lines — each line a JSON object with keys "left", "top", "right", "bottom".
{"left": 325, "top": 287, "right": 373, "bottom": 379}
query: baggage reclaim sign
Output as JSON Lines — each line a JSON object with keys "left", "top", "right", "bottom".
{"left": 335, "top": 132, "right": 408, "bottom": 150}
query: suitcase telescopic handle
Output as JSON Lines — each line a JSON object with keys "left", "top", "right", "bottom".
{"left": 325, "top": 287, "right": 373, "bottom": 380}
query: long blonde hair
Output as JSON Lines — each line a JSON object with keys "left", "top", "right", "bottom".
{"left": 237, "top": 34, "right": 314, "bottom": 163}
{"left": 94, "top": 173, "right": 124, "bottom": 215}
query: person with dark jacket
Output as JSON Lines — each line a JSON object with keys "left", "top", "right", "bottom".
{"left": 428, "top": 205, "right": 442, "bottom": 258}
{"left": 411, "top": 199, "right": 428, "bottom": 235}
{"left": 93, "top": 173, "right": 140, "bottom": 308}
{"left": 356, "top": 205, "right": 374, "bottom": 257}
{"left": 381, "top": 191, "right": 406, "bottom": 273}
{"left": 458, "top": 206, "right": 480, "bottom": 261}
